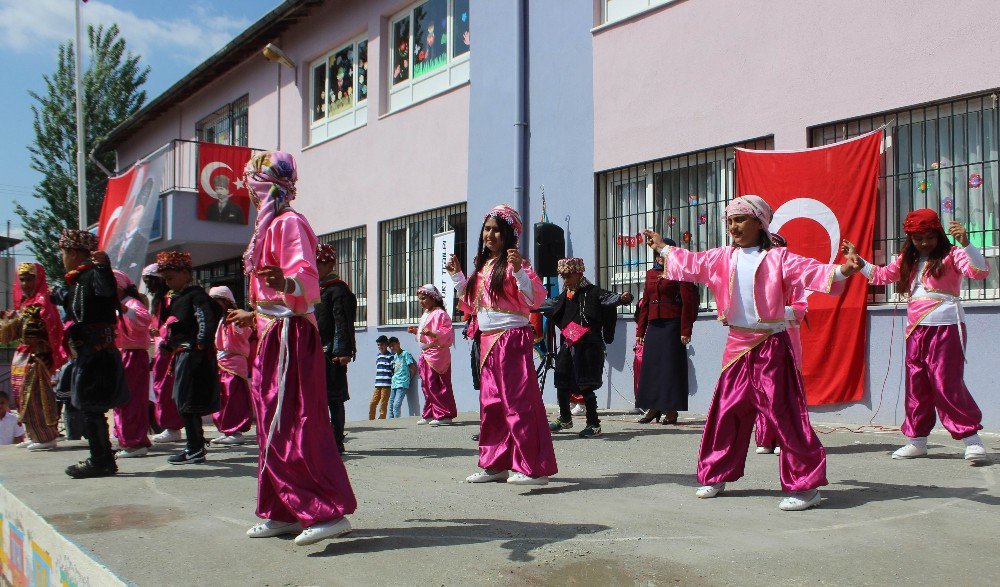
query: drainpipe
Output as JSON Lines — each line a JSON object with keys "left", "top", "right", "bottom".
{"left": 276, "top": 62, "right": 282, "bottom": 150}
{"left": 513, "top": 0, "right": 529, "bottom": 254}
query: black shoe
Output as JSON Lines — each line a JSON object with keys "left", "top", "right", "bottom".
{"left": 636, "top": 410, "right": 661, "bottom": 424}
{"left": 471, "top": 434, "right": 479, "bottom": 442}
{"left": 65, "top": 458, "right": 118, "bottom": 479}
{"left": 549, "top": 418, "right": 574, "bottom": 432}
{"left": 168, "top": 449, "right": 206, "bottom": 465}
{"left": 661, "top": 410, "right": 679, "bottom": 425}
{"left": 578, "top": 425, "right": 602, "bottom": 438}
{"left": 337, "top": 443, "right": 346, "bottom": 454}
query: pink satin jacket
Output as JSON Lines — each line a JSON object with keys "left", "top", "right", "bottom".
{"left": 250, "top": 211, "right": 321, "bottom": 329}
{"left": 216, "top": 320, "right": 252, "bottom": 380}
{"left": 116, "top": 296, "right": 152, "bottom": 350}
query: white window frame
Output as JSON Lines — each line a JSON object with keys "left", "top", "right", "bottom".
{"left": 601, "top": 0, "right": 678, "bottom": 25}
{"left": 388, "top": 0, "right": 470, "bottom": 113}
{"left": 309, "top": 35, "right": 369, "bottom": 145}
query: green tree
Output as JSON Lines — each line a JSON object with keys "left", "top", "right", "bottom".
{"left": 15, "top": 24, "right": 148, "bottom": 280}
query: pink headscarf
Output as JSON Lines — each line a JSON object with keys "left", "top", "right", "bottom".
{"left": 112, "top": 269, "right": 132, "bottom": 290}
{"left": 13, "top": 263, "right": 67, "bottom": 370}
{"left": 418, "top": 283, "right": 443, "bottom": 301}
{"left": 485, "top": 204, "right": 523, "bottom": 237}
{"left": 725, "top": 195, "right": 773, "bottom": 231}
{"left": 243, "top": 150, "right": 298, "bottom": 276}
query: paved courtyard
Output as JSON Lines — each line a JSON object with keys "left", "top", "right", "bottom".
{"left": 1, "top": 411, "right": 997, "bottom": 586}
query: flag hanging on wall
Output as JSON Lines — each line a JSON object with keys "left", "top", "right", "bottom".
{"left": 736, "top": 129, "right": 883, "bottom": 405}
{"left": 197, "top": 142, "right": 252, "bottom": 224}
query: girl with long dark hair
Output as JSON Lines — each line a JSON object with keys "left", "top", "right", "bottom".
{"left": 447, "top": 204, "right": 555, "bottom": 485}
{"left": 843, "top": 209, "right": 989, "bottom": 462}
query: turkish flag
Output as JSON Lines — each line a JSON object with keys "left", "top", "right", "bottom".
{"left": 736, "top": 129, "right": 882, "bottom": 405}
{"left": 197, "top": 142, "right": 252, "bottom": 224}
{"left": 97, "top": 166, "right": 138, "bottom": 250}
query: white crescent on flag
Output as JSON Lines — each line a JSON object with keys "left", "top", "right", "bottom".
{"left": 771, "top": 198, "right": 841, "bottom": 263}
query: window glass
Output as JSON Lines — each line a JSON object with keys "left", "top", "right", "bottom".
{"left": 357, "top": 40, "right": 369, "bottom": 102}
{"left": 312, "top": 64, "right": 327, "bottom": 122}
{"left": 452, "top": 0, "right": 470, "bottom": 57}
{"left": 393, "top": 17, "right": 411, "bottom": 85}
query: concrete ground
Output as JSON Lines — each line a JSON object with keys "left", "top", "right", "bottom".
{"left": 0, "top": 411, "right": 997, "bottom": 587}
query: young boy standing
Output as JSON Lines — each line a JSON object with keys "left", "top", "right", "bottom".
{"left": 370, "top": 335, "right": 393, "bottom": 419}
{"left": 387, "top": 337, "right": 416, "bottom": 419}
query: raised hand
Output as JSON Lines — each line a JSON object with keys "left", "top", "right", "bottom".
{"left": 226, "top": 308, "right": 254, "bottom": 327}
{"left": 256, "top": 265, "right": 286, "bottom": 292}
{"left": 445, "top": 253, "right": 462, "bottom": 276}
{"left": 840, "top": 254, "right": 863, "bottom": 276}
{"left": 507, "top": 249, "right": 523, "bottom": 272}
{"left": 948, "top": 221, "right": 969, "bottom": 246}
{"left": 643, "top": 229, "right": 666, "bottom": 252}
{"left": 840, "top": 239, "right": 858, "bottom": 257}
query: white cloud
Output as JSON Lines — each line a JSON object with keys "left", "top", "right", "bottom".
{"left": 0, "top": 0, "right": 251, "bottom": 64}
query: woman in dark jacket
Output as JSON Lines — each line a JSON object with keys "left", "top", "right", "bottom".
{"left": 635, "top": 238, "right": 698, "bottom": 424}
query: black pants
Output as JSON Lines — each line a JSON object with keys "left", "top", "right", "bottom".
{"left": 64, "top": 402, "right": 85, "bottom": 440}
{"left": 182, "top": 413, "right": 205, "bottom": 454}
{"left": 328, "top": 398, "right": 346, "bottom": 450}
{"left": 557, "top": 388, "right": 600, "bottom": 427}
{"left": 82, "top": 410, "right": 114, "bottom": 466}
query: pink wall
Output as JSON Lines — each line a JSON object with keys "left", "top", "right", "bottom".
{"left": 113, "top": 0, "right": 470, "bottom": 325}
{"left": 593, "top": 0, "right": 1000, "bottom": 170}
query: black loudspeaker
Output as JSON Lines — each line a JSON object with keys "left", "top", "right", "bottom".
{"left": 533, "top": 222, "right": 565, "bottom": 277}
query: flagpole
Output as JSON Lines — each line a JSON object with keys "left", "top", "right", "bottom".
{"left": 74, "top": 0, "right": 87, "bottom": 230}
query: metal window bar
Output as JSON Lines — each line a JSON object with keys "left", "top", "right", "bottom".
{"left": 318, "top": 226, "right": 369, "bottom": 327}
{"left": 810, "top": 89, "right": 1000, "bottom": 304}
{"left": 379, "top": 203, "right": 467, "bottom": 325}
{"left": 192, "top": 258, "right": 248, "bottom": 310}
{"left": 596, "top": 137, "right": 774, "bottom": 314}
{"left": 195, "top": 95, "right": 249, "bottom": 147}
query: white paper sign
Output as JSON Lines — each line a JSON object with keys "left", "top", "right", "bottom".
{"left": 432, "top": 230, "right": 456, "bottom": 317}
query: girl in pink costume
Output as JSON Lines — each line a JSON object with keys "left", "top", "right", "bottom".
{"left": 112, "top": 270, "right": 152, "bottom": 458}
{"left": 843, "top": 208, "right": 989, "bottom": 462}
{"left": 228, "top": 151, "right": 357, "bottom": 546}
{"left": 646, "top": 195, "right": 862, "bottom": 511}
{"left": 209, "top": 286, "right": 254, "bottom": 446}
{"left": 408, "top": 284, "right": 458, "bottom": 426}
{"left": 448, "top": 204, "right": 555, "bottom": 486}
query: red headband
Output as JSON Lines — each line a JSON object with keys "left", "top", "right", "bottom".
{"left": 902, "top": 208, "right": 943, "bottom": 236}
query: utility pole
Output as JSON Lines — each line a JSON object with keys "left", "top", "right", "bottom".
{"left": 74, "top": 0, "right": 87, "bottom": 229}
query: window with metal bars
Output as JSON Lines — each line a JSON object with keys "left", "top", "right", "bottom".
{"left": 379, "top": 203, "right": 467, "bottom": 325}
{"left": 318, "top": 226, "right": 368, "bottom": 327}
{"left": 196, "top": 95, "right": 249, "bottom": 147}
{"left": 810, "top": 90, "right": 1000, "bottom": 304}
{"left": 596, "top": 137, "right": 774, "bottom": 313}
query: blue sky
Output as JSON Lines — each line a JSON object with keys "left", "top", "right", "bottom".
{"left": 0, "top": 0, "right": 279, "bottom": 261}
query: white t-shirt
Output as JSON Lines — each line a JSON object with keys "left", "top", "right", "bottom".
{"left": 0, "top": 411, "right": 26, "bottom": 445}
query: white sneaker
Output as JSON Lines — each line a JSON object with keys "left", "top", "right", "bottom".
{"left": 507, "top": 472, "right": 549, "bottom": 486}
{"left": 293, "top": 517, "right": 352, "bottom": 546}
{"left": 16, "top": 439, "right": 32, "bottom": 448}
{"left": 212, "top": 433, "right": 247, "bottom": 446}
{"left": 416, "top": 419, "right": 429, "bottom": 425}
{"left": 570, "top": 403, "right": 586, "bottom": 416}
{"left": 246, "top": 519, "right": 303, "bottom": 538}
{"left": 964, "top": 444, "right": 988, "bottom": 463}
{"left": 779, "top": 490, "right": 821, "bottom": 511}
{"left": 27, "top": 440, "right": 57, "bottom": 451}
{"left": 755, "top": 446, "right": 772, "bottom": 454}
{"left": 892, "top": 443, "right": 928, "bottom": 459}
{"left": 115, "top": 446, "right": 149, "bottom": 458}
{"left": 429, "top": 418, "right": 453, "bottom": 427}
{"left": 152, "top": 429, "right": 183, "bottom": 443}
{"left": 695, "top": 483, "right": 725, "bottom": 498}
{"left": 465, "top": 469, "right": 509, "bottom": 483}
{"left": 773, "top": 447, "right": 781, "bottom": 455}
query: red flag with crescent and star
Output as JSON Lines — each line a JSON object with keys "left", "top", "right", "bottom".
{"left": 197, "top": 142, "right": 252, "bottom": 225}
{"left": 736, "top": 129, "right": 882, "bottom": 405}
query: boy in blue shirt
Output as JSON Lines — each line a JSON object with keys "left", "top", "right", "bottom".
{"left": 387, "top": 337, "right": 416, "bottom": 418}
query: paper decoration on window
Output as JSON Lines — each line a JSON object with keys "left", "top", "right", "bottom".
{"left": 969, "top": 173, "right": 983, "bottom": 188}
{"left": 666, "top": 215, "right": 677, "bottom": 227}
{"left": 697, "top": 213, "right": 708, "bottom": 225}
{"left": 941, "top": 197, "right": 954, "bottom": 213}
{"left": 688, "top": 194, "right": 698, "bottom": 205}
{"left": 917, "top": 180, "right": 928, "bottom": 193}
{"left": 616, "top": 232, "right": 644, "bottom": 247}
{"left": 930, "top": 161, "right": 940, "bottom": 169}
{"left": 682, "top": 230, "right": 692, "bottom": 243}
